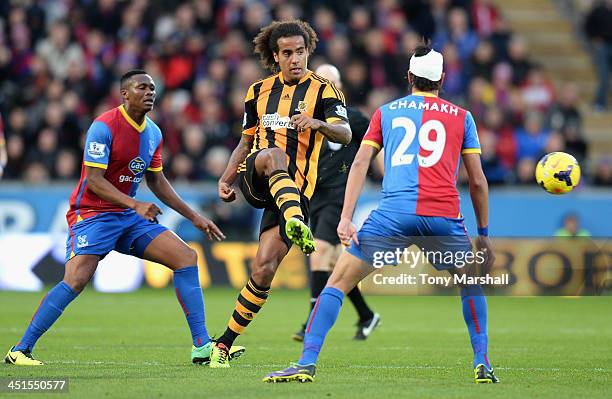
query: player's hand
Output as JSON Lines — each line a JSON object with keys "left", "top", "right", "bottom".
{"left": 191, "top": 214, "right": 226, "bottom": 241}
{"left": 218, "top": 181, "right": 236, "bottom": 202}
{"left": 475, "top": 235, "right": 496, "bottom": 269}
{"left": 134, "top": 201, "right": 162, "bottom": 222}
{"left": 291, "top": 114, "right": 322, "bottom": 132}
{"left": 337, "top": 217, "right": 358, "bottom": 247}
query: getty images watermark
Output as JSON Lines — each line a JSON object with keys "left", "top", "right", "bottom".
{"left": 368, "top": 244, "right": 509, "bottom": 288}
{"left": 356, "top": 236, "right": 610, "bottom": 295}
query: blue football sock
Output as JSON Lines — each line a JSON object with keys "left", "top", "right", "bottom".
{"left": 15, "top": 281, "right": 78, "bottom": 352}
{"left": 299, "top": 287, "right": 344, "bottom": 365}
{"left": 174, "top": 266, "right": 210, "bottom": 347}
{"left": 461, "top": 285, "right": 490, "bottom": 369}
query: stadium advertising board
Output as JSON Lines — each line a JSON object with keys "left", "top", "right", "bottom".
{"left": 0, "top": 234, "right": 609, "bottom": 295}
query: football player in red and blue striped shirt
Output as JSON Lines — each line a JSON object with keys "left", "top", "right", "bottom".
{"left": 264, "top": 44, "right": 499, "bottom": 384}
{"left": 6, "top": 70, "right": 244, "bottom": 366}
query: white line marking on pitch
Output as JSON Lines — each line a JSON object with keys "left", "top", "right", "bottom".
{"left": 49, "top": 360, "right": 609, "bottom": 373}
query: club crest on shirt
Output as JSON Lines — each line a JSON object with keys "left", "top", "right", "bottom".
{"left": 128, "top": 157, "right": 146, "bottom": 175}
{"left": 87, "top": 142, "right": 106, "bottom": 159}
{"left": 296, "top": 101, "right": 308, "bottom": 113}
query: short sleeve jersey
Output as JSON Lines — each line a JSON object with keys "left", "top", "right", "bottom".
{"left": 67, "top": 105, "right": 163, "bottom": 225}
{"left": 238, "top": 70, "right": 348, "bottom": 199}
{"left": 362, "top": 93, "right": 481, "bottom": 218}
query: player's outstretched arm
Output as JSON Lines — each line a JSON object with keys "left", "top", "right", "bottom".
{"left": 462, "top": 153, "right": 495, "bottom": 267}
{"left": 218, "top": 133, "right": 254, "bottom": 202}
{"left": 337, "top": 144, "right": 379, "bottom": 246}
{"left": 145, "top": 170, "right": 225, "bottom": 241}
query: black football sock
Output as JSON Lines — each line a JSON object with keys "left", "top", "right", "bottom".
{"left": 305, "top": 271, "right": 330, "bottom": 324}
{"left": 347, "top": 286, "right": 374, "bottom": 322}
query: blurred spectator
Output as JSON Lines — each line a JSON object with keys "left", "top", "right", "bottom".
{"left": 470, "top": 40, "right": 496, "bottom": 81}
{"left": 479, "top": 132, "right": 508, "bottom": 184}
{"left": 27, "top": 127, "right": 59, "bottom": 172}
{"left": 491, "top": 62, "right": 513, "bottom": 108}
{"left": 507, "top": 35, "right": 532, "bottom": 85}
{"left": 54, "top": 149, "right": 79, "bottom": 180}
{"left": 515, "top": 112, "right": 549, "bottom": 161}
{"left": 434, "top": 7, "right": 479, "bottom": 62}
{"left": 24, "top": 161, "right": 50, "bottom": 184}
{"left": 544, "top": 132, "right": 566, "bottom": 154}
{"left": 5, "top": 134, "right": 25, "bottom": 179}
{"left": 516, "top": 157, "right": 536, "bottom": 184}
{"left": 520, "top": 65, "right": 555, "bottom": 111}
{"left": 555, "top": 213, "right": 591, "bottom": 237}
{"left": 488, "top": 15, "right": 512, "bottom": 61}
{"left": 593, "top": 156, "right": 612, "bottom": 186}
{"left": 171, "top": 153, "right": 195, "bottom": 183}
{"left": 36, "top": 21, "right": 83, "bottom": 80}
{"left": 471, "top": 0, "right": 500, "bottom": 37}
{"left": 343, "top": 59, "right": 369, "bottom": 105}
{"left": 201, "top": 146, "right": 231, "bottom": 182}
{"left": 363, "top": 29, "right": 396, "bottom": 88}
{"left": 484, "top": 105, "right": 516, "bottom": 170}
{"left": 584, "top": 0, "right": 612, "bottom": 110}
{"left": 466, "top": 77, "right": 494, "bottom": 122}
{"left": 441, "top": 43, "right": 467, "bottom": 101}
{"left": 546, "top": 83, "right": 588, "bottom": 162}
{"left": 428, "top": 0, "right": 451, "bottom": 41}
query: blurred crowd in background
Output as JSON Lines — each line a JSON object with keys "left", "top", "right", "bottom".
{"left": 0, "top": 0, "right": 610, "bottom": 186}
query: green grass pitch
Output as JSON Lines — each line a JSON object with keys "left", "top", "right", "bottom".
{"left": 1, "top": 288, "right": 610, "bottom": 398}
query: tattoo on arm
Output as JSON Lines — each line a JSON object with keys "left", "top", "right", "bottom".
{"left": 220, "top": 135, "right": 253, "bottom": 185}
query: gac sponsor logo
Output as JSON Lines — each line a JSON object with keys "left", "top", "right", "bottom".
{"left": 119, "top": 175, "right": 143, "bottom": 183}
{"left": 128, "top": 157, "right": 146, "bottom": 175}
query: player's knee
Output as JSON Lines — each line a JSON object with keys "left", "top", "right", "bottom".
{"left": 261, "top": 148, "right": 287, "bottom": 175}
{"left": 64, "top": 277, "right": 88, "bottom": 293}
{"left": 325, "top": 272, "right": 344, "bottom": 291}
{"left": 310, "top": 252, "right": 332, "bottom": 272}
{"left": 251, "top": 260, "right": 277, "bottom": 286}
{"left": 178, "top": 246, "right": 198, "bottom": 267}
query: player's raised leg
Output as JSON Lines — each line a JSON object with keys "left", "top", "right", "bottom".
{"left": 5, "top": 255, "right": 98, "bottom": 366}
{"left": 140, "top": 230, "right": 244, "bottom": 365}
{"left": 255, "top": 147, "right": 314, "bottom": 254}
{"left": 211, "top": 228, "right": 288, "bottom": 368}
{"left": 263, "top": 251, "right": 375, "bottom": 382}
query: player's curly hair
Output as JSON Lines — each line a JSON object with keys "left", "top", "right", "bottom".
{"left": 409, "top": 42, "right": 443, "bottom": 92}
{"left": 253, "top": 20, "right": 318, "bottom": 73}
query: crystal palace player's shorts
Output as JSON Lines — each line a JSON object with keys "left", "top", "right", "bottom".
{"left": 238, "top": 150, "right": 309, "bottom": 249}
{"left": 65, "top": 209, "right": 168, "bottom": 262}
{"left": 347, "top": 209, "right": 473, "bottom": 271}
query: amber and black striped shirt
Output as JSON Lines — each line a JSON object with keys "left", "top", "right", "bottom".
{"left": 238, "top": 70, "right": 348, "bottom": 199}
